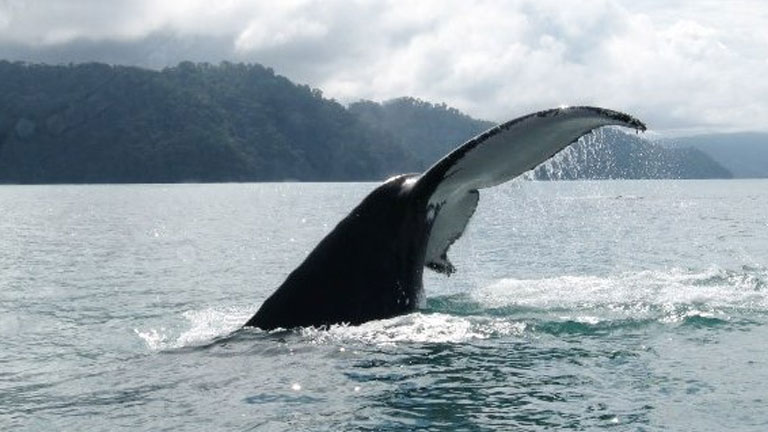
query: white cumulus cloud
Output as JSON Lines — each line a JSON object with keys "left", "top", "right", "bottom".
{"left": 0, "top": 0, "right": 766, "bottom": 134}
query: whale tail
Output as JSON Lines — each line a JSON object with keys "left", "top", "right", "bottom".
{"left": 414, "top": 106, "right": 646, "bottom": 275}
{"left": 245, "top": 106, "right": 646, "bottom": 330}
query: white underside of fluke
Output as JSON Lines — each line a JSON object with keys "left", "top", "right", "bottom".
{"left": 419, "top": 107, "right": 646, "bottom": 275}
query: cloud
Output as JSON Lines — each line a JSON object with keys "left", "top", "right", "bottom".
{"left": 0, "top": 0, "right": 766, "bottom": 134}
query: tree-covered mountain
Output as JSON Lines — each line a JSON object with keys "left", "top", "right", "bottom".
{"left": 0, "top": 61, "right": 733, "bottom": 183}
{"left": 0, "top": 60, "right": 407, "bottom": 183}
{"left": 349, "top": 97, "right": 495, "bottom": 171}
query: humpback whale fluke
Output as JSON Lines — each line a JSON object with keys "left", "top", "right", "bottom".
{"left": 244, "top": 106, "right": 646, "bottom": 330}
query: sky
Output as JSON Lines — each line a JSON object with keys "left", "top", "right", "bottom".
{"left": 1, "top": 0, "right": 766, "bottom": 135}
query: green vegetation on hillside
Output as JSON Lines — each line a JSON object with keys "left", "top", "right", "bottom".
{"left": 349, "top": 97, "right": 494, "bottom": 170}
{"left": 0, "top": 61, "right": 733, "bottom": 183}
{"left": 0, "top": 61, "right": 406, "bottom": 183}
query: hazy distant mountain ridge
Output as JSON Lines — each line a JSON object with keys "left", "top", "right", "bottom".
{"left": 662, "top": 133, "right": 768, "bottom": 178}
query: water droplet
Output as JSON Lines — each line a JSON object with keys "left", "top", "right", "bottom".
{"left": 291, "top": 383, "right": 301, "bottom": 391}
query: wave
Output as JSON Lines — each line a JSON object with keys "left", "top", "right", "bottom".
{"left": 470, "top": 265, "right": 767, "bottom": 313}
{"left": 300, "top": 313, "right": 527, "bottom": 346}
{"left": 135, "top": 266, "right": 766, "bottom": 350}
{"left": 134, "top": 305, "right": 256, "bottom": 351}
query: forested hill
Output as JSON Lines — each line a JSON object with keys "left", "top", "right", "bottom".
{"left": 0, "top": 61, "right": 407, "bottom": 183}
{"left": 0, "top": 61, "right": 731, "bottom": 183}
{"left": 349, "top": 97, "right": 495, "bottom": 170}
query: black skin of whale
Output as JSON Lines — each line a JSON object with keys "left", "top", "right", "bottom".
{"left": 245, "top": 173, "right": 428, "bottom": 330}
{"left": 244, "top": 107, "right": 646, "bottom": 330}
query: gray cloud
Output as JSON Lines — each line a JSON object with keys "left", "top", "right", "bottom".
{"left": 1, "top": 0, "right": 766, "bottom": 135}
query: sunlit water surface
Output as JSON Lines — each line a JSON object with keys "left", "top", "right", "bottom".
{"left": 1, "top": 180, "right": 767, "bottom": 431}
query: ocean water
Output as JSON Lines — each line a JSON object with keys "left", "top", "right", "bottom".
{"left": 1, "top": 180, "right": 767, "bottom": 431}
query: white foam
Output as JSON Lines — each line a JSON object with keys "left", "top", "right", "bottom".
{"left": 658, "top": 308, "right": 723, "bottom": 324}
{"left": 472, "top": 266, "right": 768, "bottom": 319}
{"left": 300, "top": 313, "right": 526, "bottom": 346}
{"left": 135, "top": 305, "right": 257, "bottom": 351}
{"left": 558, "top": 315, "right": 604, "bottom": 325}
{"left": 134, "top": 267, "right": 765, "bottom": 350}
{"left": 176, "top": 306, "right": 254, "bottom": 346}
{"left": 134, "top": 327, "right": 173, "bottom": 351}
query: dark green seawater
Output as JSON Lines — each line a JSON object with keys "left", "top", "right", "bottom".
{"left": 1, "top": 180, "right": 767, "bottom": 431}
